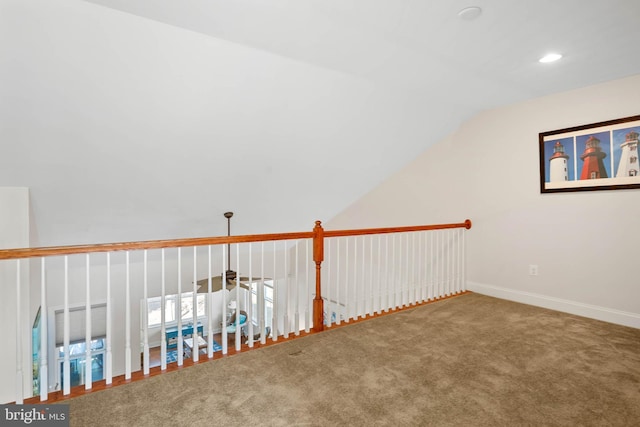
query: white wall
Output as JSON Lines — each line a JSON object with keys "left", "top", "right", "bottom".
{"left": 0, "top": 187, "right": 30, "bottom": 404}
{"left": 328, "top": 74, "right": 640, "bottom": 328}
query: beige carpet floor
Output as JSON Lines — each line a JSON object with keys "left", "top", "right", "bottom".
{"left": 66, "top": 293, "right": 640, "bottom": 426}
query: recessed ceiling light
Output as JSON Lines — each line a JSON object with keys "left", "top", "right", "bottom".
{"left": 458, "top": 6, "right": 482, "bottom": 20}
{"left": 539, "top": 53, "right": 563, "bottom": 63}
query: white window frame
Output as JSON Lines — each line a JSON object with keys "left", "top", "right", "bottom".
{"left": 250, "top": 280, "right": 274, "bottom": 327}
{"left": 146, "top": 292, "right": 207, "bottom": 328}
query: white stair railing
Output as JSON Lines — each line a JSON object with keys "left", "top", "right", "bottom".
{"left": 321, "top": 227, "right": 467, "bottom": 327}
{"left": 0, "top": 219, "right": 470, "bottom": 404}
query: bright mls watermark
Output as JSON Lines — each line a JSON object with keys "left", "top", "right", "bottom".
{"left": 0, "top": 405, "right": 69, "bottom": 426}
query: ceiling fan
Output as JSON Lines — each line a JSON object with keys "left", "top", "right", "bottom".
{"left": 196, "top": 211, "right": 264, "bottom": 293}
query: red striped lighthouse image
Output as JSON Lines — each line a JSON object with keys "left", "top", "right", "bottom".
{"left": 580, "top": 135, "right": 608, "bottom": 180}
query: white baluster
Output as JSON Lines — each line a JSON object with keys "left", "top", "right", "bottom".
{"left": 345, "top": 237, "right": 351, "bottom": 322}
{"left": 433, "top": 231, "right": 438, "bottom": 296}
{"left": 411, "top": 233, "right": 416, "bottom": 305}
{"left": 177, "top": 248, "right": 183, "bottom": 365}
{"left": 408, "top": 233, "right": 413, "bottom": 306}
{"left": 305, "top": 239, "right": 311, "bottom": 333}
{"left": 283, "top": 240, "right": 289, "bottom": 338}
{"left": 192, "top": 246, "right": 198, "bottom": 362}
{"left": 445, "top": 230, "right": 450, "bottom": 295}
{"left": 15, "top": 260, "right": 23, "bottom": 403}
{"left": 392, "top": 234, "right": 397, "bottom": 310}
{"left": 207, "top": 245, "right": 214, "bottom": 358}
{"left": 424, "top": 232, "right": 429, "bottom": 301}
{"left": 85, "top": 254, "right": 92, "bottom": 389}
{"left": 259, "top": 242, "right": 266, "bottom": 345}
{"left": 422, "top": 231, "right": 427, "bottom": 302}
{"left": 377, "top": 235, "right": 382, "bottom": 315}
{"left": 462, "top": 228, "right": 467, "bottom": 292}
{"left": 326, "top": 239, "right": 331, "bottom": 327}
{"left": 336, "top": 238, "right": 341, "bottom": 325}
{"left": 161, "top": 249, "right": 167, "bottom": 370}
{"left": 405, "top": 233, "right": 410, "bottom": 307}
{"left": 248, "top": 243, "right": 254, "bottom": 347}
{"left": 418, "top": 232, "right": 424, "bottom": 303}
{"left": 63, "top": 256, "right": 70, "bottom": 395}
{"left": 430, "top": 231, "right": 435, "bottom": 300}
{"left": 433, "top": 231, "right": 438, "bottom": 298}
{"left": 369, "top": 235, "right": 373, "bottom": 317}
{"left": 125, "top": 252, "right": 131, "bottom": 379}
{"left": 294, "top": 240, "right": 300, "bottom": 336}
{"left": 40, "top": 258, "right": 48, "bottom": 400}
{"left": 455, "top": 229, "right": 459, "bottom": 293}
{"left": 444, "top": 230, "right": 449, "bottom": 296}
{"left": 358, "top": 236, "right": 364, "bottom": 318}
{"left": 384, "top": 234, "right": 390, "bottom": 313}
{"left": 221, "top": 245, "right": 228, "bottom": 355}
{"left": 106, "top": 253, "right": 112, "bottom": 383}
{"left": 143, "top": 250, "right": 150, "bottom": 373}
{"left": 437, "top": 230, "right": 445, "bottom": 298}
{"left": 235, "top": 244, "right": 241, "bottom": 352}
{"left": 272, "top": 241, "right": 278, "bottom": 341}
{"left": 450, "top": 230, "right": 455, "bottom": 293}
{"left": 459, "top": 229, "right": 463, "bottom": 293}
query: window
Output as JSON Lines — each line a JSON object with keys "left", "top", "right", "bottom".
{"left": 147, "top": 292, "right": 206, "bottom": 328}
{"left": 53, "top": 304, "right": 107, "bottom": 390}
{"left": 250, "top": 280, "right": 274, "bottom": 328}
{"left": 57, "top": 338, "right": 105, "bottom": 390}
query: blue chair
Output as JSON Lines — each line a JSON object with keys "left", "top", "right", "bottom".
{"left": 226, "top": 310, "right": 248, "bottom": 337}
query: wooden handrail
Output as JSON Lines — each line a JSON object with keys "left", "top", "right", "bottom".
{"left": 0, "top": 231, "right": 314, "bottom": 260}
{"left": 0, "top": 219, "right": 471, "bottom": 260}
{"left": 323, "top": 219, "right": 472, "bottom": 238}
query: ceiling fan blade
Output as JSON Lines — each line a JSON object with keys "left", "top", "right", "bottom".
{"left": 196, "top": 276, "right": 228, "bottom": 293}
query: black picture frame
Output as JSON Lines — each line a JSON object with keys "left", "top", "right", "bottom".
{"left": 539, "top": 114, "right": 640, "bottom": 193}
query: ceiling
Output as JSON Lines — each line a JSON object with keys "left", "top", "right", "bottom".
{"left": 2, "top": 0, "right": 640, "bottom": 247}
{"left": 83, "top": 0, "right": 640, "bottom": 104}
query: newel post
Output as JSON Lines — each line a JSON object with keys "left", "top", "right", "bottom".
{"left": 312, "top": 220, "right": 325, "bottom": 331}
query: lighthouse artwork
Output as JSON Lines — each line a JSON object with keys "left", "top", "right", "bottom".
{"left": 539, "top": 114, "right": 640, "bottom": 193}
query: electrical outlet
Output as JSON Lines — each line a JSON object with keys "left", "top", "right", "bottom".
{"left": 529, "top": 264, "right": 539, "bottom": 276}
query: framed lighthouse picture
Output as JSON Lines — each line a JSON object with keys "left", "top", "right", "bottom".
{"left": 539, "top": 114, "right": 640, "bottom": 193}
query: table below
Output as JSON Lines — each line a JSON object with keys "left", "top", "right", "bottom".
{"left": 165, "top": 323, "right": 204, "bottom": 349}
{"left": 184, "top": 336, "right": 207, "bottom": 356}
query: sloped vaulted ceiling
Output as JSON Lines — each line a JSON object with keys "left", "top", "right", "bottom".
{"left": 1, "top": 0, "right": 640, "bottom": 246}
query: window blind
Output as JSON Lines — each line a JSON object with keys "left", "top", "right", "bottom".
{"left": 54, "top": 304, "right": 107, "bottom": 347}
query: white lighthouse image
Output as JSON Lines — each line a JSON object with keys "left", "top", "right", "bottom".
{"left": 549, "top": 141, "right": 569, "bottom": 182}
{"left": 616, "top": 130, "right": 639, "bottom": 177}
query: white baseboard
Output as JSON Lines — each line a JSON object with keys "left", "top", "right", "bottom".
{"left": 467, "top": 281, "right": 640, "bottom": 329}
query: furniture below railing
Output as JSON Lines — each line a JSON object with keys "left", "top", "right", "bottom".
{"left": 165, "top": 323, "right": 203, "bottom": 350}
{"left": 0, "top": 219, "right": 471, "bottom": 404}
